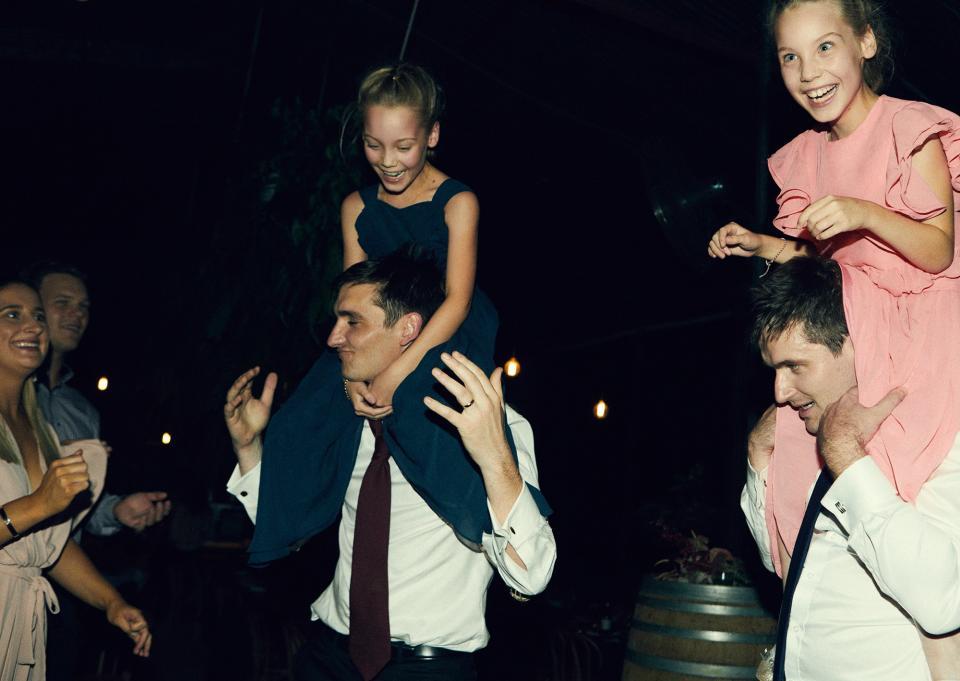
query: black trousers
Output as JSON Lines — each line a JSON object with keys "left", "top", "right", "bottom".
{"left": 293, "top": 622, "right": 477, "bottom": 681}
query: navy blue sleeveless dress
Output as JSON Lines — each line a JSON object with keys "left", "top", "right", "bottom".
{"left": 355, "top": 178, "right": 498, "bottom": 372}
{"left": 247, "top": 179, "right": 550, "bottom": 566}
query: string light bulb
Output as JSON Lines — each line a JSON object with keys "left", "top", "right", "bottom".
{"left": 594, "top": 400, "right": 608, "bottom": 420}
{"left": 161, "top": 432, "right": 172, "bottom": 445}
{"left": 504, "top": 357, "right": 521, "bottom": 378}
{"left": 96, "top": 377, "right": 109, "bottom": 392}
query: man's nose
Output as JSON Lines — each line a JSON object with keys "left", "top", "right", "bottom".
{"left": 773, "top": 372, "right": 794, "bottom": 405}
{"left": 327, "top": 321, "right": 345, "bottom": 348}
{"left": 65, "top": 305, "right": 85, "bottom": 321}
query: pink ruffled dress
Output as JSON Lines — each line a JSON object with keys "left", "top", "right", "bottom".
{"left": 764, "top": 95, "right": 960, "bottom": 576}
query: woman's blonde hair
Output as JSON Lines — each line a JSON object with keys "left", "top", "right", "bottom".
{"left": 0, "top": 379, "right": 60, "bottom": 467}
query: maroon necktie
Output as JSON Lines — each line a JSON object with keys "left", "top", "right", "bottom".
{"left": 349, "top": 418, "right": 392, "bottom": 681}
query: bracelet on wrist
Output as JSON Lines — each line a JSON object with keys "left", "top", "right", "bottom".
{"left": 760, "top": 238, "right": 788, "bottom": 278}
{"left": 0, "top": 505, "right": 21, "bottom": 540}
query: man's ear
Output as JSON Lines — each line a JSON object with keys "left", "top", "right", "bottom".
{"left": 398, "top": 312, "right": 424, "bottom": 347}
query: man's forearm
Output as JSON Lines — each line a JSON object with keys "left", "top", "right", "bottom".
{"left": 235, "top": 437, "right": 263, "bottom": 476}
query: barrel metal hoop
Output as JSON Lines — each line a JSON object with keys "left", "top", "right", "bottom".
{"left": 631, "top": 618, "right": 775, "bottom": 644}
{"left": 639, "top": 576, "right": 763, "bottom": 605}
{"left": 625, "top": 650, "right": 758, "bottom": 679}
{"left": 635, "top": 595, "right": 771, "bottom": 617}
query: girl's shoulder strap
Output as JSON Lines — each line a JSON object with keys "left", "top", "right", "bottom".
{"left": 358, "top": 183, "right": 380, "bottom": 206}
{"left": 431, "top": 178, "right": 473, "bottom": 207}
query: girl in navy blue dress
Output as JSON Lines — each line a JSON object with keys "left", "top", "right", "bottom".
{"left": 340, "top": 63, "right": 497, "bottom": 416}
{"left": 247, "top": 64, "right": 547, "bottom": 564}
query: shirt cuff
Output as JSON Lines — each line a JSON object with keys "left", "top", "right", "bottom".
{"left": 820, "top": 456, "right": 900, "bottom": 535}
{"left": 226, "top": 463, "right": 261, "bottom": 523}
{"left": 744, "top": 460, "right": 768, "bottom": 511}
{"left": 487, "top": 484, "right": 546, "bottom": 550}
{"left": 85, "top": 494, "right": 124, "bottom": 536}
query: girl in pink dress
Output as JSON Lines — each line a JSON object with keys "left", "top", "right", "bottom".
{"left": 709, "top": 0, "right": 960, "bottom": 672}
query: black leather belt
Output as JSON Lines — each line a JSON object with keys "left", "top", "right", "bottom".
{"left": 320, "top": 622, "right": 469, "bottom": 660}
{"left": 390, "top": 643, "right": 470, "bottom": 660}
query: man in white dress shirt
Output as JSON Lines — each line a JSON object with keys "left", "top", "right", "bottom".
{"left": 224, "top": 251, "right": 556, "bottom": 680}
{"left": 741, "top": 256, "right": 960, "bottom": 680}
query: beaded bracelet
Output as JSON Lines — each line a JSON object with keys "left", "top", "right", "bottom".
{"left": 760, "top": 238, "right": 788, "bottom": 278}
{"left": 0, "top": 506, "right": 21, "bottom": 540}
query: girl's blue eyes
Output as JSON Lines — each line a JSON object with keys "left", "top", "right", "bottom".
{"left": 781, "top": 42, "right": 833, "bottom": 64}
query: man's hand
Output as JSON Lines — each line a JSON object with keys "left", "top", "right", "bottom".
{"left": 423, "top": 352, "right": 516, "bottom": 476}
{"left": 817, "top": 386, "right": 906, "bottom": 477}
{"left": 114, "top": 492, "right": 171, "bottom": 532}
{"left": 224, "top": 367, "right": 277, "bottom": 471}
{"left": 424, "top": 351, "right": 526, "bottom": 568}
{"left": 748, "top": 404, "right": 777, "bottom": 472}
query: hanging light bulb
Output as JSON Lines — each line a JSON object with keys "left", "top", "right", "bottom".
{"left": 96, "top": 376, "right": 109, "bottom": 392}
{"left": 594, "top": 400, "right": 608, "bottom": 420}
{"left": 161, "top": 432, "right": 172, "bottom": 445}
{"left": 504, "top": 357, "right": 521, "bottom": 378}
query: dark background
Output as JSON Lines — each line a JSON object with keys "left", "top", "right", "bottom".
{"left": 4, "top": 1, "right": 960, "bottom": 678}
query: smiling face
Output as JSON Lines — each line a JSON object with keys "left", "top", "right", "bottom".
{"left": 762, "top": 322, "right": 857, "bottom": 434}
{"left": 362, "top": 104, "right": 439, "bottom": 195}
{"left": 0, "top": 283, "right": 48, "bottom": 378}
{"left": 775, "top": 0, "right": 878, "bottom": 137}
{"left": 38, "top": 272, "right": 90, "bottom": 355}
{"left": 326, "top": 283, "right": 421, "bottom": 383}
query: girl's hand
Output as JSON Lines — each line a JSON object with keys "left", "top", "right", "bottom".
{"left": 366, "top": 367, "right": 406, "bottom": 412}
{"left": 106, "top": 599, "right": 152, "bottom": 657}
{"left": 798, "top": 195, "right": 876, "bottom": 241}
{"left": 32, "top": 451, "right": 89, "bottom": 517}
{"left": 708, "top": 223, "right": 762, "bottom": 258}
{"left": 345, "top": 380, "right": 393, "bottom": 419}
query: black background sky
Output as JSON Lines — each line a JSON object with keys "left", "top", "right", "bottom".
{"left": 4, "top": 0, "right": 960, "bottom": 614}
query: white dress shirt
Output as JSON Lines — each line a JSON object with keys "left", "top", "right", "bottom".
{"left": 741, "top": 432, "right": 960, "bottom": 681}
{"left": 228, "top": 405, "right": 556, "bottom": 652}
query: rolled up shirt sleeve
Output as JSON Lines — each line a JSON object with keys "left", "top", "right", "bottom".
{"left": 822, "top": 447, "right": 960, "bottom": 635}
{"left": 740, "top": 461, "right": 774, "bottom": 573}
{"left": 84, "top": 493, "right": 124, "bottom": 537}
{"left": 481, "top": 406, "right": 557, "bottom": 595}
{"left": 226, "top": 463, "right": 261, "bottom": 524}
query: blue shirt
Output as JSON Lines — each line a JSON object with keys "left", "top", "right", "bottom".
{"left": 36, "top": 367, "right": 122, "bottom": 536}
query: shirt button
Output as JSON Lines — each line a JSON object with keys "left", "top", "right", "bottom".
{"left": 240, "top": 491, "right": 248, "bottom": 497}
{"left": 509, "top": 526, "right": 516, "bottom": 534}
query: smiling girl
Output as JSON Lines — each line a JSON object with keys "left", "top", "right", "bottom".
{"left": 706, "top": 1, "right": 960, "bottom": 677}
{"left": 340, "top": 63, "right": 493, "bottom": 416}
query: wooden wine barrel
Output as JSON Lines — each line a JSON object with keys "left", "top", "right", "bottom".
{"left": 622, "top": 575, "right": 776, "bottom": 681}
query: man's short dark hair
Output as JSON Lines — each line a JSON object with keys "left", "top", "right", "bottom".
{"left": 332, "top": 244, "right": 445, "bottom": 327}
{"left": 20, "top": 261, "right": 89, "bottom": 291}
{"left": 751, "top": 256, "right": 848, "bottom": 355}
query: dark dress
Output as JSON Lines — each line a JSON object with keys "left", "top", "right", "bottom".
{"left": 248, "top": 179, "right": 550, "bottom": 566}
{"left": 354, "top": 178, "right": 498, "bottom": 372}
